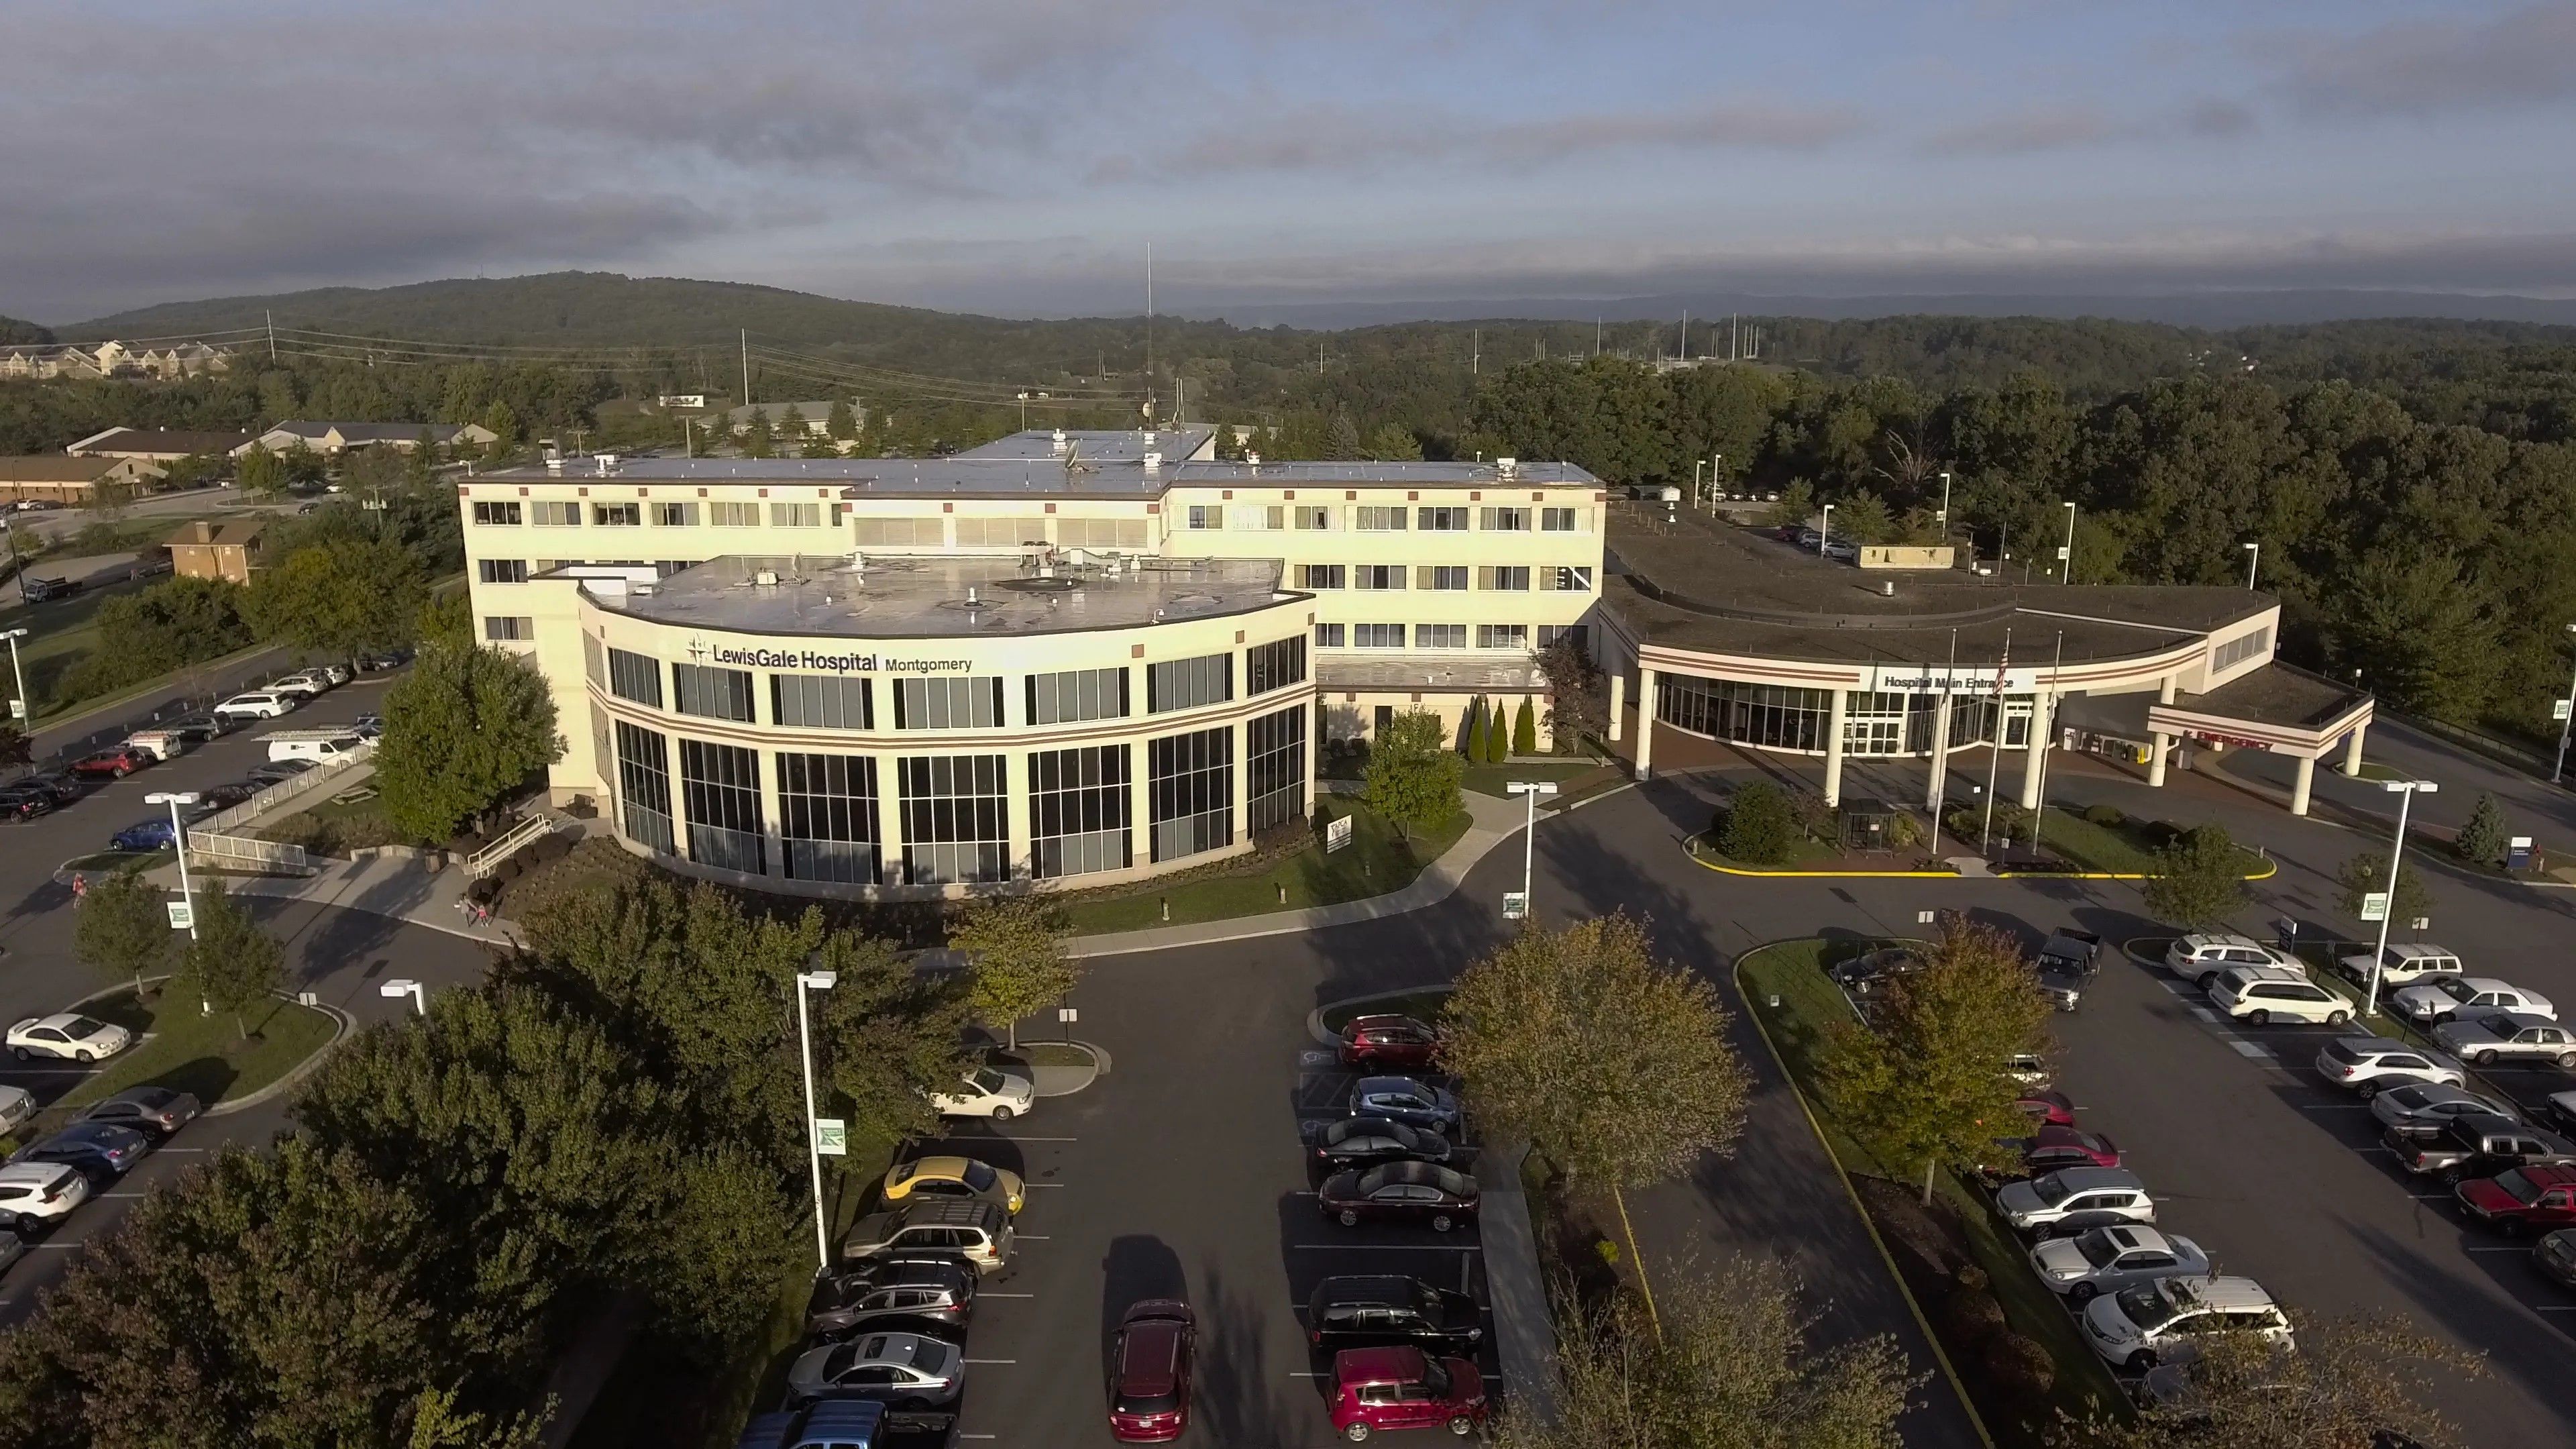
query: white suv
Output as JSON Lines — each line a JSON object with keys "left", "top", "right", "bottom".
{"left": 2208, "top": 966, "right": 2351, "bottom": 1026}
{"left": 2313, "top": 1036, "right": 2466, "bottom": 1095}
{"left": 2081, "top": 1275, "right": 2292, "bottom": 1371}
{"left": 2335, "top": 943, "right": 2462, "bottom": 990}
{"left": 0, "top": 1161, "right": 92, "bottom": 1234}
{"left": 214, "top": 691, "right": 299, "bottom": 720}
{"left": 1997, "top": 1167, "right": 2156, "bottom": 1237}
{"left": 2168, "top": 934, "right": 2303, "bottom": 989}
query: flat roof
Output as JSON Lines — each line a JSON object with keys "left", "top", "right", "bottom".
{"left": 955, "top": 428, "right": 1215, "bottom": 462}
{"left": 480, "top": 430, "right": 1599, "bottom": 499}
{"left": 1603, "top": 505, "right": 2272, "bottom": 669}
{"left": 570, "top": 553, "right": 1295, "bottom": 640}
{"left": 2168, "top": 665, "right": 2371, "bottom": 732}
{"left": 1319, "top": 655, "right": 1544, "bottom": 694}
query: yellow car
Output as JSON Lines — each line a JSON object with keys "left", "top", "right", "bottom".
{"left": 883, "top": 1155, "right": 1026, "bottom": 1215}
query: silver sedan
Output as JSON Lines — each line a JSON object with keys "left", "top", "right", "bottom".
{"left": 2027, "top": 1224, "right": 2211, "bottom": 1302}
{"left": 2371, "top": 1082, "right": 2522, "bottom": 1136}
{"left": 2431, "top": 1012, "right": 2576, "bottom": 1069}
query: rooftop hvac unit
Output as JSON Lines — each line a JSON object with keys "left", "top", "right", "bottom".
{"left": 1496, "top": 457, "right": 1518, "bottom": 477}
{"left": 1142, "top": 451, "right": 1162, "bottom": 472}
{"left": 754, "top": 570, "right": 780, "bottom": 586}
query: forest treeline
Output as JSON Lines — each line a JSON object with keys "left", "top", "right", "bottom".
{"left": 6, "top": 299, "right": 2575, "bottom": 741}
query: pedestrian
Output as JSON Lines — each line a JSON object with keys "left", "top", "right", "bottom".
{"left": 472, "top": 899, "right": 492, "bottom": 930}
{"left": 70, "top": 873, "right": 87, "bottom": 906}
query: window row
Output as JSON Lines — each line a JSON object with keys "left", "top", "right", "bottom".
{"left": 1241, "top": 505, "right": 1587, "bottom": 533}
{"left": 474, "top": 499, "right": 839, "bottom": 528}
{"left": 1310, "top": 623, "right": 1533, "bottom": 651}
{"left": 602, "top": 710, "right": 1306, "bottom": 885}
{"left": 1655, "top": 677, "right": 2033, "bottom": 757}
{"left": 1293, "top": 564, "right": 1593, "bottom": 593}
{"left": 599, "top": 643, "right": 1305, "bottom": 725}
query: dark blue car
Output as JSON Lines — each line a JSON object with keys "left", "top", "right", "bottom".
{"left": 109, "top": 819, "right": 175, "bottom": 852}
{"left": 12, "top": 1122, "right": 151, "bottom": 1183}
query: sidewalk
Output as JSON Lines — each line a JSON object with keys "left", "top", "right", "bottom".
{"left": 148, "top": 847, "right": 517, "bottom": 944}
{"left": 1066, "top": 791, "right": 1527, "bottom": 959}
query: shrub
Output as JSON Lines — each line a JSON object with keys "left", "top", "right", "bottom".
{"left": 1982, "top": 1332, "right": 2056, "bottom": 1397}
{"left": 2083, "top": 803, "right": 2126, "bottom": 827}
{"left": 1951, "top": 1263, "right": 1989, "bottom": 1293}
{"left": 1938, "top": 1285, "right": 2007, "bottom": 1344}
{"left": 1717, "top": 780, "right": 1799, "bottom": 863}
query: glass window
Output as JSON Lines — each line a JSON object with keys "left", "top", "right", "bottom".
{"left": 1537, "top": 623, "right": 1589, "bottom": 652}
{"left": 612, "top": 719, "right": 676, "bottom": 853}
{"left": 1417, "top": 566, "right": 1467, "bottom": 590}
{"left": 1228, "top": 506, "right": 1283, "bottom": 531}
{"left": 773, "top": 674, "right": 873, "bottom": 729}
{"left": 709, "top": 500, "right": 759, "bottom": 526}
{"left": 1354, "top": 624, "right": 1406, "bottom": 649}
{"left": 1313, "top": 623, "right": 1346, "bottom": 648}
{"left": 606, "top": 647, "right": 663, "bottom": 708}
{"left": 1354, "top": 565, "right": 1405, "bottom": 591}
{"left": 765, "top": 501, "right": 818, "bottom": 528}
{"left": 592, "top": 502, "right": 641, "bottom": 527}
{"left": 1185, "top": 504, "right": 1224, "bottom": 531}
{"left": 531, "top": 500, "right": 581, "bottom": 526}
{"left": 1476, "top": 624, "right": 1529, "bottom": 649}
{"left": 1293, "top": 506, "right": 1334, "bottom": 530}
{"left": 1354, "top": 506, "right": 1407, "bottom": 531}
{"left": 672, "top": 662, "right": 755, "bottom": 722}
{"left": 1541, "top": 506, "right": 1581, "bottom": 532}
{"left": 1029, "top": 745, "right": 1130, "bottom": 878}
{"left": 894, "top": 676, "right": 1004, "bottom": 729}
{"left": 1479, "top": 566, "right": 1531, "bottom": 591}
{"left": 1057, "top": 516, "right": 1150, "bottom": 549}
{"left": 482, "top": 616, "right": 533, "bottom": 641}
{"left": 1247, "top": 705, "right": 1307, "bottom": 833}
{"left": 679, "top": 739, "right": 765, "bottom": 873}
{"left": 1297, "top": 564, "right": 1345, "bottom": 590}
{"left": 1416, "top": 624, "right": 1466, "bottom": 649}
{"left": 1417, "top": 506, "right": 1468, "bottom": 531}
{"left": 776, "top": 751, "right": 879, "bottom": 883}
{"left": 1149, "top": 727, "right": 1233, "bottom": 863}
{"left": 853, "top": 516, "right": 945, "bottom": 547}
{"left": 1028, "top": 667, "right": 1129, "bottom": 724}
{"left": 1148, "top": 652, "right": 1233, "bottom": 713}
{"left": 954, "top": 515, "right": 1044, "bottom": 547}
{"left": 651, "top": 501, "right": 699, "bottom": 527}
{"left": 1658, "top": 676, "right": 1839, "bottom": 753}
{"left": 1247, "top": 636, "right": 1307, "bottom": 696}
{"left": 478, "top": 558, "right": 528, "bottom": 584}
{"left": 582, "top": 633, "right": 606, "bottom": 687}
{"left": 1480, "top": 506, "right": 1531, "bottom": 531}
{"left": 1541, "top": 566, "right": 1595, "bottom": 592}
{"left": 472, "top": 500, "right": 522, "bottom": 525}
{"left": 899, "top": 754, "right": 1010, "bottom": 883}
{"left": 2212, "top": 626, "right": 2271, "bottom": 672}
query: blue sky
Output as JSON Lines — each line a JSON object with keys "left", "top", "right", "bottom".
{"left": 6, "top": 0, "right": 2573, "bottom": 321}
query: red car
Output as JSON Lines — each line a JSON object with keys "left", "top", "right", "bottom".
{"left": 1329, "top": 1345, "right": 1486, "bottom": 1442}
{"left": 1319, "top": 1161, "right": 1481, "bottom": 1233}
{"left": 2022, "top": 1125, "right": 2121, "bottom": 1172}
{"left": 2015, "top": 1090, "right": 2078, "bottom": 1127}
{"left": 1339, "top": 1014, "right": 1438, "bottom": 1071}
{"left": 69, "top": 747, "right": 152, "bottom": 780}
{"left": 2459, "top": 1164, "right": 2576, "bottom": 1235}
{"left": 1106, "top": 1299, "right": 1195, "bottom": 1442}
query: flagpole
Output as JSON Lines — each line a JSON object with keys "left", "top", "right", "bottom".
{"left": 2026, "top": 631, "right": 2067, "bottom": 865}
{"left": 1980, "top": 627, "right": 2012, "bottom": 855}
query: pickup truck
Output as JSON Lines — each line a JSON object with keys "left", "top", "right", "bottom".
{"left": 2035, "top": 930, "right": 2104, "bottom": 1012}
{"left": 2385, "top": 1112, "right": 2576, "bottom": 1185}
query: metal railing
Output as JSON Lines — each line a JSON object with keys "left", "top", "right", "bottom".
{"left": 191, "top": 738, "right": 377, "bottom": 835}
{"left": 465, "top": 811, "right": 561, "bottom": 879}
{"left": 186, "top": 831, "right": 311, "bottom": 874}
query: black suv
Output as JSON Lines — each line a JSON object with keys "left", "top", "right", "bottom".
{"left": 803, "top": 1258, "right": 975, "bottom": 1340}
{"left": 1306, "top": 1275, "right": 1483, "bottom": 1353}
{"left": 2386, "top": 1112, "right": 2576, "bottom": 1185}
{"left": 2035, "top": 930, "right": 2103, "bottom": 1012}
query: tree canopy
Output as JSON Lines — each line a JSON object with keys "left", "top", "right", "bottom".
{"left": 1362, "top": 708, "right": 1465, "bottom": 839}
{"left": 244, "top": 537, "right": 427, "bottom": 662}
{"left": 372, "top": 641, "right": 564, "bottom": 843}
{"left": 2140, "top": 823, "right": 2252, "bottom": 927}
{"left": 951, "top": 896, "right": 1077, "bottom": 1051}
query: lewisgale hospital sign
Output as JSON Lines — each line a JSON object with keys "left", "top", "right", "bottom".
{"left": 684, "top": 635, "right": 970, "bottom": 675}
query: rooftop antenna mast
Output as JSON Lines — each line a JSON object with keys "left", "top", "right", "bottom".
{"left": 740, "top": 329, "right": 751, "bottom": 408}
{"left": 1143, "top": 243, "right": 1155, "bottom": 424}
{"left": 265, "top": 310, "right": 277, "bottom": 362}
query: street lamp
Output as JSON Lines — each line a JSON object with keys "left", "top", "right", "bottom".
{"left": 794, "top": 968, "right": 839, "bottom": 1269}
{"left": 2059, "top": 502, "right": 2078, "bottom": 583}
{"left": 378, "top": 979, "right": 427, "bottom": 1015}
{"left": 2361, "top": 780, "right": 2438, "bottom": 1019}
{"left": 1505, "top": 781, "right": 1560, "bottom": 922}
{"left": 1820, "top": 502, "right": 1835, "bottom": 559}
{"left": 1937, "top": 470, "right": 1953, "bottom": 541}
{"left": 146, "top": 790, "right": 205, "bottom": 1012}
{"left": 1, "top": 625, "right": 26, "bottom": 729}
{"left": 2554, "top": 623, "right": 2576, "bottom": 785}
{"left": 2242, "top": 541, "right": 2260, "bottom": 591}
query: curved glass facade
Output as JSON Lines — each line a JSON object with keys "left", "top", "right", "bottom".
{"left": 1656, "top": 674, "right": 2031, "bottom": 757}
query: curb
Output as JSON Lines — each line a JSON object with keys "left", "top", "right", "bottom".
{"left": 1306, "top": 986, "right": 1456, "bottom": 1050}
{"left": 207, "top": 1002, "right": 353, "bottom": 1116}
{"left": 1679, "top": 837, "right": 2281, "bottom": 882}
{"left": 1005, "top": 1038, "right": 1110, "bottom": 1098}
{"left": 1730, "top": 941, "right": 2001, "bottom": 1449}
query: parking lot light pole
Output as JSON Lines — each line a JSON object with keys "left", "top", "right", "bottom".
{"left": 1937, "top": 470, "right": 1953, "bottom": 542}
{"left": 1819, "top": 502, "right": 1834, "bottom": 559}
{"left": 1506, "top": 781, "right": 1559, "bottom": 921}
{"left": 2553, "top": 623, "right": 2576, "bottom": 784}
{"left": 2059, "top": 502, "right": 2078, "bottom": 583}
{"left": 2243, "top": 541, "right": 2261, "bottom": 591}
{"left": 795, "top": 968, "right": 839, "bottom": 1270}
{"left": 1, "top": 625, "right": 27, "bottom": 730}
{"left": 378, "top": 979, "right": 427, "bottom": 1015}
{"left": 2363, "top": 780, "right": 2438, "bottom": 1019}
{"left": 147, "top": 790, "right": 206, "bottom": 1014}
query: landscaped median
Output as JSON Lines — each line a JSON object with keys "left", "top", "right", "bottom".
{"left": 1735, "top": 938, "right": 2129, "bottom": 1448}
{"left": 1686, "top": 801, "right": 2280, "bottom": 881}
{"left": 1057, "top": 800, "right": 1471, "bottom": 934}
{"left": 36, "top": 980, "right": 341, "bottom": 1128}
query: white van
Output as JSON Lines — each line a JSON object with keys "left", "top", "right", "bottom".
{"left": 122, "top": 730, "right": 189, "bottom": 762}
{"left": 264, "top": 731, "right": 366, "bottom": 764}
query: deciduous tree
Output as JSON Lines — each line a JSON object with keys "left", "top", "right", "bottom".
{"left": 1362, "top": 708, "right": 1465, "bottom": 841}
{"left": 1534, "top": 634, "right": 1605, "bottom": 752}
{"left": 74, "top": 865, "right": 170, "bottom": 999}
{"left": 2140, "top": 822, "right": 2251, "bottom": 926}
{"left": 1717, "top": 780, "right": 1799, "bottom": 864}
{"left": 2335, "top": 850, "right": 2432, "bottom": 934}
{"left": 178, "top": 884, "right": 284, "bottom": 1039}
{"left": 1819, "top": 920, "right": 2051, "bottom": 1201}
{"left": 952, "top": 895, "right": 1077, "bottom": 1051}
{"left": 2089, "top": 1311, "right": 2480, "bottom": 1449}
{"left": 373, "top": 641, "right": 564, "bottom": 843}
{"left": 245, "top": 538, "right": 426, "bottom": 663}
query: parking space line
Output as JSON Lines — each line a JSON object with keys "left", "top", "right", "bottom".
{"left": 2188, "top": 1007, "right": 2218, "bottom": 1022}
{"left": 2228, "top": 1041, "right": 2273, "bottom": 1058}
{"left": 1289, "top": 1243, "right": 1482, "bottom": 1252}
{"left": 2467, "top": 1246, "right": 2529, "bottom": 1252}
{"left": 1023, "top": 1183, "right": 1066, "bottom": 1189}
{"left": 1014, "top": 1234, "right": 1051, "bottom": 1240}
{"left": 2535, "top": 1305, "right": 2576, "bottom": 1312}
{"left": 101, "top": 1191, "right": 144, "bottom": 1197}
{"left": 926, "top": 1136, "right": 1080, "bottom": 1143}
{"left": 33, "top": 1243, "right": 82, "bottom": 1250}
{"left": 2300, "top": 1103, "right": 2369, "bottom": 1110}
{"left": 963, "top": 1358, "right": 1017, "bottom": 1364}
{"left": 981, "top": 1291, "right": 1035, "bottom": 1298}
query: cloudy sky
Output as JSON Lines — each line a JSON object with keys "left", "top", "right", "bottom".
{"left": 6, "top": 0, "right": 2575, "bottom": 322}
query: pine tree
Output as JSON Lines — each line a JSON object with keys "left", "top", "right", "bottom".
{"left": 825, "top": 399, "right": 857, "bottom": 440}
{"left": 1464, "top": 700, "right": 1489, "bottom": 761}
{"left": 1485, "top": 705, "right": 1510, "bottom": 763}
{"left": 1326, "top": 412, "right": 1363, "bottom": 458}
{"left": 2455, "top": 792, "right": 2508, "bottom": 868}
{"left": 1513, "top": 696, "right": 1539, "bottom": 755}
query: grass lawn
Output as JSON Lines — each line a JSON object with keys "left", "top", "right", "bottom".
{"left": 1461, "top": 759, "right": 1601, "bottom": 799}
{"left": 1738, "top": 940, "right": 2129, "bottom": 1442}
{"left": 2024, "top": 807, "right": 2269, "bottom": 877}
{"left": 62, "top": 847, "right": 174, "bottom": 875}
{"left": 46, "top": 985, "right": 337, "bottom": 1118}
{"left": 565, "top": 1135, "right": 896, "bottom": 1449}
{"left": 1061, "top": 803, "right": 1471, "bottom": 935}
{"left": 1687, "top": 829, "right": 1848, "bottom": 871}
{"left": 1320, "top": 987, "right": 1454, "bottom": 1036}
{"left": 260, "top": 788, "right": 415, "bottom": 856}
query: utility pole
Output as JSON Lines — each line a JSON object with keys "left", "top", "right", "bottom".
{"left": 264, "top": 310, "right": 277, "bottom": 362}
{"left": 1679, "top": 311, "right": 1688, "bottom": 363}
{"left": 1595, "top": 318, "right": 1601, "bottom": 356}
{"left": 1144, "top": 242, "right": 1155, "bottom": 423}
{"left": 1472, "top": 329, "right": 1479, "bottom": 376}
{"left": 739, "top": 329, "right": 751, "bottom": 409}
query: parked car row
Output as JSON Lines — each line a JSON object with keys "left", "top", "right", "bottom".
{"left": 0, "top": 1081, "right": 201, "bottom": 1267}
{"left": 1993, "top": 1081, "right": 2296, "bottom": 1376}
